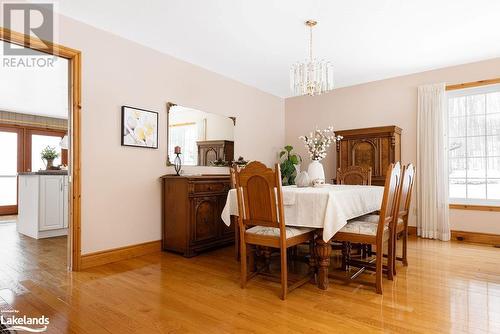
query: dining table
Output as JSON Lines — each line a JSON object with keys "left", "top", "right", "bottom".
{"left": 221, "top": 183, "right": 385, "bottom": 289}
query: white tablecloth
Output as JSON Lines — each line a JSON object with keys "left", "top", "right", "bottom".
{"left": 221, "top": 184, "right": 384, "bottom": 242}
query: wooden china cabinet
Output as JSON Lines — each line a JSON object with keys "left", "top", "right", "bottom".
{"left": 161, "top": 174, "right": 234, "bottom": 257}
{"left": 335, "top": 126, "right": 401, "bottom": 186}
{"left": 197, "top": 140, "right": 234, "bottom": 166}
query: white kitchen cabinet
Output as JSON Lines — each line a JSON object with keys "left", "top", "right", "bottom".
{"left": 18, "top": 173, "right": 69, "bottom": 239}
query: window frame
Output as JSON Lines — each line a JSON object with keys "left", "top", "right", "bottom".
{"left": 447, "top": 83, "right": 500, "bottom": 207}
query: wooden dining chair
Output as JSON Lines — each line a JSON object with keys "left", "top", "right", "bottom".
{"left": 358, "top": 164, "right": 415, "bottom": 275}
{"left": 336, "top": 166, "right": 372, "bottom": 185}
{"left": 393, "top": 164, "right": 415, "bottom": 272}
{"left": 332, "top": 162, "right": 401, "bottom": 294}
{"left": 234, "top": 161, "right": 315, "bottom": 300}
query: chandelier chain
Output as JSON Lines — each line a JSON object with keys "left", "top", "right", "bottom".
{"left": 309, "top": 24, "right": 313, "bottom": 61}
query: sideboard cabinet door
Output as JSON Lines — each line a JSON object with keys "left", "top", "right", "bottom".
{"left": 191, "top": 196, "right": 219, "bottom": 243}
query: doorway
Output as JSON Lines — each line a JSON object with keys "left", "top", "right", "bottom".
{"left": 0, "top": 28, "right": 82, "bottom": 270}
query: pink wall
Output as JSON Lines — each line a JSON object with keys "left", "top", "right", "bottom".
{"left": 57, "top": 16, "right": 284, "bottom": 254}
{"left": 285, "top": 58, "right": 500, "bottom": 234}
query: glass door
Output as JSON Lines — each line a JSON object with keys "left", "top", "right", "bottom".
{"left": 0, "top": 127, "right": 22, "bottom": 215}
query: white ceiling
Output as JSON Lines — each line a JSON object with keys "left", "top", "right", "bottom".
{"left": 56, "top": 0, "right": 500, "bottom": 97}
{"left": 0, "top": 42, "right": 69, "bottom": 119}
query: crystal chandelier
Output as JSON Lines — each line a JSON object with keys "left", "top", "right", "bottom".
{"left": 290, "top": 20, "right": 334, "bottom": 96}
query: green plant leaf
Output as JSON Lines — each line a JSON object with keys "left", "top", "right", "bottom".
{"left": 279, "top": 150, "right": 286, "bottom": 159}
{"left": 285, "top": 145, "right": 293, "bottom": 153}
{"left": 290, "top": 155, "right": 299, "bottom": 165}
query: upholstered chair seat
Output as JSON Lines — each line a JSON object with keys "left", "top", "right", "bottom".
{"left": 358, "top": 214, "right": 403, "bottom": 225}
{"left": 246, "top": 226, "right": 315, "bottom": 238}
{"left": 339, "top": 220, "right": 388, "bottom": 236}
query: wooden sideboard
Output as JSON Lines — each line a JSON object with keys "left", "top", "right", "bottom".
{"left": 197, "top": 140, "right": 234, "bottom": 166}
{"left": 335, "top": 126, "right": 401, "bottom": 186}
{"left": 161, "top": 174, "right": 234, "bottom": 257}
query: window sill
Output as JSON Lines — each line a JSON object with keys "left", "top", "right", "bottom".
{"left": 449, "top": 204, "right": 500, "bottom": 212}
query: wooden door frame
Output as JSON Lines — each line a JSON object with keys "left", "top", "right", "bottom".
{"left": 0, "top": 28, "right": 82, "bottom": 271}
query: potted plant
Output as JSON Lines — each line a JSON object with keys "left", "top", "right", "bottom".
{"left": 279, "top": 145, "right": 301, "bottom": 185}
{"left": 40, "top": 146, "right": 59, "bottom": 170}
{"left": 233, "top": 156, "right": 249, "bottom": 167}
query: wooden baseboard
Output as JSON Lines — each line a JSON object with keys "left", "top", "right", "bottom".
{"left": 450, "top": 230, "right": 500, "bottom": 246}
{"left": 81, "top": 240, "right": 161, "bottom": 269}
{"left": 407, "top": 226, "right": 500, "bottom": 246}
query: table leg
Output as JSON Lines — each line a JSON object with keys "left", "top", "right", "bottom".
{"left": 315, "top": 237, "right": 332, "bottom": 290}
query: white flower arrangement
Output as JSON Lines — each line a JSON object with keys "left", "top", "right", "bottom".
{"left": 299, "top": 126, "right": 343, "bottom": 161}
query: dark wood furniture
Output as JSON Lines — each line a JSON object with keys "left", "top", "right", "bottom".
{"left": 197, "top": 140, "right": 234, "bottom": 166}
{"left": 332, "top": 163, "right": 401, "bottom": 294}
{"left": 161, "top": 175, "right": 234, "bottom": 257}
{"left": 235, "top": 161, "right": 315, "bottom": 300}
{"left": 336, "top": 166, "right": 372, "bottom": 185}
{"left": 335, "top": 126, "right": 401, "bottom": 186}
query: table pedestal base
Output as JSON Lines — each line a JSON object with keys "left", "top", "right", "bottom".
{"left": 315, "top": 236, "right": 332, "bottom": 290}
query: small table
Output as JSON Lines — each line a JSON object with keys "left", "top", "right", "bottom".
{"left": 221, "top": 184, "right": 384, "bottom": 289}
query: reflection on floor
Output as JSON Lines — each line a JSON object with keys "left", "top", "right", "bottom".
{"left": 0, "top": 219, "right": 67, "bottom": 295}
{"left": 0, "top": 233, "right": 499, "bottom": 333}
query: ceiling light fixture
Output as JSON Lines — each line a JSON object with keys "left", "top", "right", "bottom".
{"left": 290, "top": 20, "right": 334, "bottom": 96}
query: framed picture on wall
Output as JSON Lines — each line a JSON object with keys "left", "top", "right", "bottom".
{"left": 121, "top": 105, "right": 159, "bottom": 149}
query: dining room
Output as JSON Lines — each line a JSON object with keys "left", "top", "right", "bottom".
{"left": 1, "top": 1, "right": 500, "bottom": 333}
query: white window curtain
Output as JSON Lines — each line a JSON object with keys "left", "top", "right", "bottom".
{"left": 416, "top": 83, "right": 451, "bottom": 241}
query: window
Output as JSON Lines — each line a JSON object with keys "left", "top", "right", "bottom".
{"left": 31, "top": 134, "right": 63, "bottom": 172}
{"left": 169, "top": 123, "right": 199, "bottom": 165}
{"left": 0, "top": 129, "right": 19, "bottom": 209}
{"left": 448, "top": 84, "right": 500, "bottom": 205}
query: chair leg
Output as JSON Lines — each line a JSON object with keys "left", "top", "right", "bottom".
{"left": 264, "top": 247, "right": 272, "bottom": 273}
{"left": 341, "top": 242, "right": 347, "bottom": 271}
{"left": 248, "top": 245, "right": 256, "bottom": 272}
{"left": 308, "top": 240, "right": 317, "bottom": 284}
{"left": 240, "top": 242, "right": 248, "bottom": 289}
{"left": 387, "top": 236, "right": 394, "bottom": 281}
{"left": 234, "top": 223, "right": 240, "bottom": 261}
{"left": 280, "top": 248, "right": 287, "bottom": 300}
{"left": 402, "top": 230, "right": 408, "bottom": 266}
{"left": 393, "top": 235, "right": 397, "bottom": 276}
{"left": 375, "top": 243, "right": 383, "bottom": 294}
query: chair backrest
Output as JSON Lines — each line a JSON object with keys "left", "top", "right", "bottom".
{"left": 398, "top": 164, "right": 415, "bottom": 219}
{"left": 376, "top": 162, "right": 401, "bottom": 238}
{"left": 234, "top": 161, "right": 285, "bottom": 231}
{"left": 230, "top": 163, "right": 246, "bottom": 189}
{"left": 337, "top": 166, "right": 372, "bottom": 185}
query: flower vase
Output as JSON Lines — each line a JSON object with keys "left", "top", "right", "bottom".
{"left": 45, "top": 158, "right": 54, "bottom": 170}
{"left": 307, "top": 160, "right": 325, "bottom": 184}
{"left": 295, "top": 165, "right": 310, "bottom": 187}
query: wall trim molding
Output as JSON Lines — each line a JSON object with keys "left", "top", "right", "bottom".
{"left": 81, "top": 240, "right": 161, "bottom": 269}
{"left": 407, "top": 226, "right": 500, "bottom": 246}
{"left": 449, "top": 204, "right": 500, "bottom": 212}
{"left": 446, "top": 78, "right": 500, "bottom": 91}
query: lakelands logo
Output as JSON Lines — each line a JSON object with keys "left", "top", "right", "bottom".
{"left": 1, "top": 312, "right": 49, "bottom": 333}
{"left": 1, "top": 2, "right": 59, "bottom": 68}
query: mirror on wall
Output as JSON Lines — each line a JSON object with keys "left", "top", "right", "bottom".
{"left": 167, "top": 103, "right": 235, "bottom": 166}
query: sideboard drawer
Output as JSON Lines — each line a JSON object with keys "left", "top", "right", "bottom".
{"left": 192, "top": 181, "right": 228, "bottom": 194}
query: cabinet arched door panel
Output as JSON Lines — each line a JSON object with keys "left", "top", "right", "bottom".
{"left": 192, "top": 196, "right": 219, "bottom": 242}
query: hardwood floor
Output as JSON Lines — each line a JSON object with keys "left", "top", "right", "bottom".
{"left": 0, "top": 223, "right": 499, "bottom": 333}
